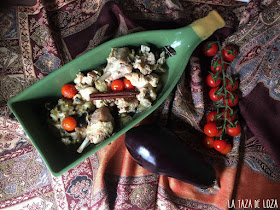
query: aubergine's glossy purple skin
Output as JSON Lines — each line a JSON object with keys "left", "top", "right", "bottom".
{"left": 125, "top": 124, "right": 216, "bottom": 188}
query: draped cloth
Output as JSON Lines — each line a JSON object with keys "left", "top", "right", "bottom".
{"left": 1, "top": 0, "right": 280, "bottom": 209}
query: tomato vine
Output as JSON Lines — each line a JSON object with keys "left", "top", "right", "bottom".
{"left": 202, "top": 40, "right": 239, "bottom": 155}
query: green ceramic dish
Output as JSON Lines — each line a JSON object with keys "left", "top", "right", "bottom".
{"left": 8, "top": 11, "right": 225, "bottom": 176}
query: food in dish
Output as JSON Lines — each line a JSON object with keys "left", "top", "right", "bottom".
{"left": 48, "top": 45, "right": 173, "bottom": 153}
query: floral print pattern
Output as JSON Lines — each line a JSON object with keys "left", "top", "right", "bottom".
{"left": 67, "top": 175, "right": 92, "bottom": 199}
{"left": 34, "top": 53, "right": 61, "bottom": 74}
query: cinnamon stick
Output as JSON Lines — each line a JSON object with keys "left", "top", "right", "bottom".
{"left": 90, "top": 90, "right": 140, "bottom": 100}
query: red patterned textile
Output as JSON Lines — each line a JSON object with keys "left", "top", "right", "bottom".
{"left": 1, "top": 0, "right": 280, "bottom": 209}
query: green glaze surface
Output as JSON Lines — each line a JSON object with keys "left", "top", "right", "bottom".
{"left": 8, "top": 18, "right": 219, "bottom": 176}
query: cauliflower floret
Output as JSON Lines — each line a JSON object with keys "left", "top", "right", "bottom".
{"left": 86, "top": 107, "right": 114, "bottom": 144}
{"left": 75, "top": 101, "right": 95, "bottom": 116}
{"left": 158, "top": 51, "right": 166, "bottom": 64}
{"left": 136, "top": 84, "right": 157, "bottom": 111}
{"left": 79, "top": 87, "right": 98, "bottom": 101}
{"left": 73, "top": 94, "right": 83, "bottom": 105}
{"left": 95, "top": 80, "right": 108, "bottom": 93}
{"left": 87, "top": 71, "right": 99, "bottom": 81}
{"left": 93, "top": 100, "right": 106, "bottom": 108}
{"left": 82, "top": 75, "right": 94, "bottom": 86}
{"left": 86, "top": 121, "right": 114, "bottom": 144}
{"left": 75, "top": 126, "right": 87, "bottom": 140}
{"left": 133, "top": 45, "right": 156, "bottom": 75}
{"left": 93, "top": 99, "right": 115, "bottom": 108}
{"left": 74, "top": 72, "right": 84, "bottom": 86}
{"left": 133, "top": 58, "right": 153, "bottom": 75}
{"left": 153, "top": 51, "right": 168, "bottom": 73}
{"left": 98, "top": 47, "right": 133, "bottom": 82}
{"left": 118, "top": 113, "right": 133, "bottom": 127}
{"left": 146, "top": 73, "right": 160, "bottom": 87}
{"left": 115, "top": 98, "right": 139, "bottom": 113}
{"left": 53, "top": 122, "right": 86, "bottom": 144}
{"left": 74, "top": 72, "right": 98, "bottom": 87}
{"left": 125, "top": 72, "right": 159, "bottom": 89}
{"left": 50, "top": 99, "right": 75, "bottom": 122}
{"left": 61, "top": 137, "right": 72, "bottom": 145}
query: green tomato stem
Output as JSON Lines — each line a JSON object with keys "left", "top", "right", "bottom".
{"left": 217, "top": 41, "right": 231, "bottom": 140}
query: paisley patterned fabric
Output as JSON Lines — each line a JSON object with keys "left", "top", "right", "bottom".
{"left": 1, "top": 0, "right": 280, "bottom": 209}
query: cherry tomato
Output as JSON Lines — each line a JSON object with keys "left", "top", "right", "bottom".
{"left": 226, "top": 78, "right": 238, "bottom": 92}
{"left": 206, "top": 74, "right": 221, "bottom": 88}
{"left": 213, "top": 139, "right": 227, "bottom": 152}
{"left": 61, "top": 84, "right": 77, "bottom": 99}
{"left": 209, "top": 87, "right": 223, "bottom": 102}
{"left": 111, "top": 79, "right": 124, "bottom": 91}
{"left": 62, "top": 116, "right": 77, "bottom": 131}
{"left": 203, "top": 136, "right": 214, "bottom": 149}
{"left": 206, "top": 111, "right": 218, "bottom": 123}
{"left": 123, "top": 78, "right": 135, "bottom": 90}
{"left": 221, "top": 108, "right": 237, "bottom": 122}
{"left": 220, "top": 143, "right": 232, "bottom": 154}
{"left": 223, "top": 93, "right": 238, "bottom": 107}
{"left": 211, "top": 58, "right": 227, "bottom": 73}
{"left": 202, "top": 41, "right": 218, "bottom": 57}
{"left": 222, "top": 45, "right": 238, "bottom": 62}
{"left": 226, "top": 123, "right": 241, "bottom": 137}
{"left": 215, "top": 128, "right": 223, "bottom": 138}
{"left": 204, "top": 122, "right": 218, "bottom": 137}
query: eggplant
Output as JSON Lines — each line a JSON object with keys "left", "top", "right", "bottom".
{"left": 125, "top": 124, "right": 216, "bottom": 188}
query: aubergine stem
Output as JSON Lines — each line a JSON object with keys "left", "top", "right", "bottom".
{"left": 213, "top": 180, "right": 220, "bottom": 190}
{"left": 77, "top": 137, "right": 90, "bottom": 153}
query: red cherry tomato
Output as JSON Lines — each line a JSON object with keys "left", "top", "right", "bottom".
{"left": 206, "top": 74, "right": 221, "bottom": 88}
{"left": 204, "top": 122, "right": 218, "bottom": 137}
{"left": 203, "top": 136, "right": 214, "bottom": 149}
{"left": 123, "top": 78, "right": 135, "bottom": 90}
{"left": 61, "top": 84, "right": 77, "bottom": 99}
{"left": 215, "top": 128, "right": 223, "bottom": 138}
{"left": 111, "top": 79, "right": 125, "bottom": 92}
{"left": 221, "top": 108, "right": 237, "bottom": 122}
{"left": 62, "top": 116, "right": 77, "bottom": 131}
{"left": 206, "top": 111, "right": 218, "bottom": 123}
{"left": 226, "top": 123, "right": 241, "bottom": 137}
{"left": 222, "top": 45, "right": 238, "bottom": 62}
{"left": 226, "top": 78, "right": 238, "bottom": 92}
{"left": 211, "top": 58, "right": 227, "bottom": 73}
{"left": 220, "top": 143, "right": 232, "bottom": 154}
{"left": 213, "top": 139, "right": 227, "bottom": 152}
{"left": 202, "top": 41, "right": 218, "bottom": 57}
{"left": 209, "top": 87, "right": 223, "bottom": 102}
{"left": 223, "top": 93, "right": 238, "bottom": 107}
